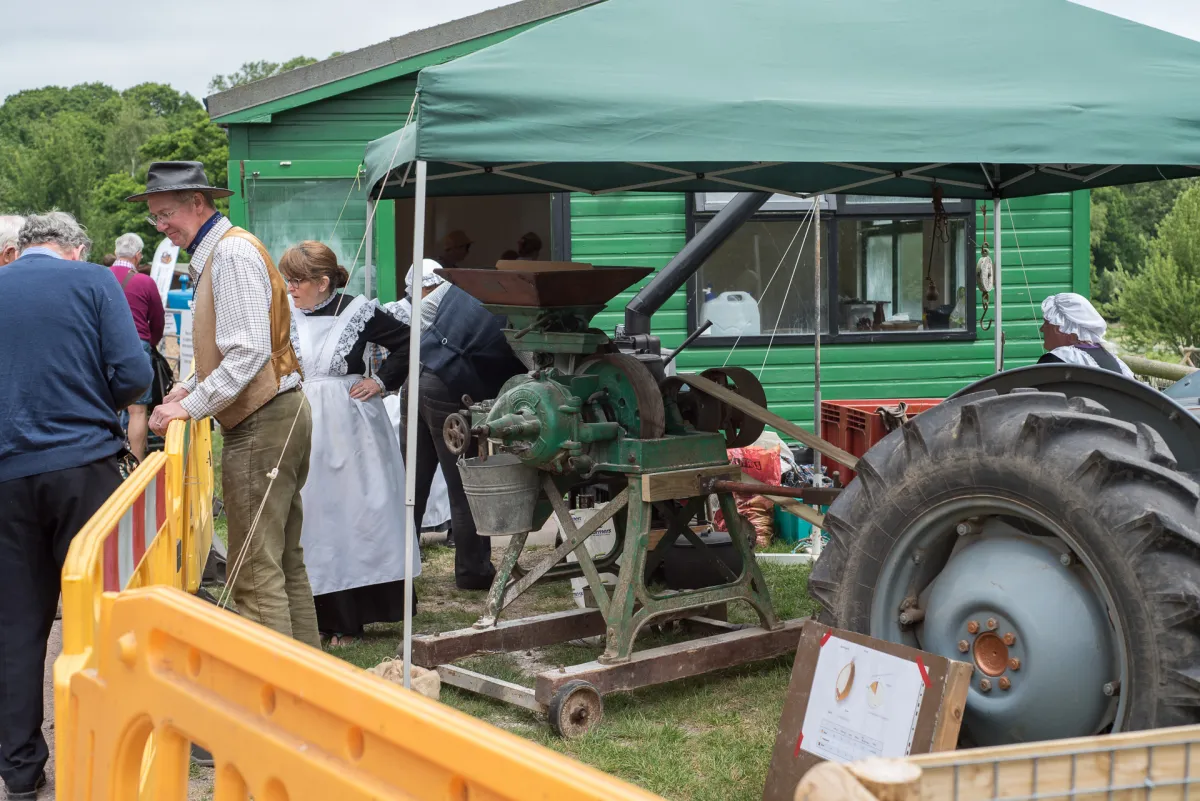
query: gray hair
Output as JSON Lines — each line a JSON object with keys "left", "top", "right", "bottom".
{"left": 0, "top": 215, "right": 24, "bottom": 252}
{"left": 18, "top": 211, "right": 92, "bottom": 254}
{"left": 114, "top": 232, "right": 144, "bottom": 259}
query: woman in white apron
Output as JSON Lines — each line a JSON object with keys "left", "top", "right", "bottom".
{"left": 279, "top": 241, "right": 420, "bottom": 648}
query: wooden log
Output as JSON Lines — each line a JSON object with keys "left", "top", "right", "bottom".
{"left": 794, "top": 762, "right": 878, "bottom": 801}
{"left": 845, "top": 758, "right": 922, "bottom": 801}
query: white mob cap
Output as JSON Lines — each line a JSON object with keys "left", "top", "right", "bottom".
{"left": 405, "top": 258, "right": 446, "bottom": 294}
{"left": 1041, "top": 292, "right": 1107, "bottom": 343}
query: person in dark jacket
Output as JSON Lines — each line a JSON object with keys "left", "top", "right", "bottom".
{"left": 0, "top": 211, "right": 152, "bottom": 800}
{"left": 397, "top": 259, "right": 527, "bottom": 590}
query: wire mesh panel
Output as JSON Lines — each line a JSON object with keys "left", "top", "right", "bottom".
{"left": 904, "top": 728, "right": 1200, "bottom": 801}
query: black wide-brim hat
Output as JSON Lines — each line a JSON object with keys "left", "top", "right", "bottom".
{"left": 125, "top": 161, "right": 234, "bottom": 203}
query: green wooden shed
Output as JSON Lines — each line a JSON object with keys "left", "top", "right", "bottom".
{"left": 206, "top": 0, "right": 1090, "bottom": 435}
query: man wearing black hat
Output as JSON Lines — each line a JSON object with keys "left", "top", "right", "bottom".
{"left": 132, "top": 162, "right": 320, "bottom": 656}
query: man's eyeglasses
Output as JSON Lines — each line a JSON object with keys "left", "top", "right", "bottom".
{"left": 145, "top": 203, "right": 187, "bottom": 228}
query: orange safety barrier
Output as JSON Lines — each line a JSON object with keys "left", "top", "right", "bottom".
{"left": 62, "top": 587, "right": 664, "bottom": 801}
{"left": 56, "top": 417, "right": 214, "bottom": 798}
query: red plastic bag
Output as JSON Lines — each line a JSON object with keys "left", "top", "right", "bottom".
{"left": 714, "top": 445, "right": 782, "bottom": 545}
{"left": 727, "top": 445, "right": 782, "bottom": 486}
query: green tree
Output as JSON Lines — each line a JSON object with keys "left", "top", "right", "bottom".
{"left": 121, "top": 82, "right": 202, "bottom": 125}
{"left": 86, "top": 172, "right": 161, "bottom": 258}
{"left": 1112, "top": 185, "right": 1200, "bottom": 352}
{"left": 0, "top": 83, "right": 121, "bottom": 145}
{"left": 138, "top": 108, "right": 231, "bottom": 212}
{"left": 1090, "top": 186, "right": 1145, "bottom": 277}
{"left": 105, "top": 102, "right": 167, "bottom": 177}
{"left": 208, "top": 56, "right": 319, "bottom": 94}
{"left": 0, "top": 111, "right": 106, "bottom": 219}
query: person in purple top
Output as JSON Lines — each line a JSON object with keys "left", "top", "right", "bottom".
{"left": 109, "top": 232, "right": 165, "bottom": 460}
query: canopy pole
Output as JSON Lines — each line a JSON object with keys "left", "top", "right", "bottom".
{"left": 993, "top": 196, "right": 1004, "bottom": 372}
{"left": 364, "top": 199, "right": 375, "bottom": 299}
{"left": 812, "top": 197, "right": 824, "bottom": 560}
{"left": 402, "top": 160, "right": 427, "bottom": 691}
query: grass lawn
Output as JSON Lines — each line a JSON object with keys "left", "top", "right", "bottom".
{"left": 201, "top": 427, "right": 818, "bottom": 800}
{"left": 301, "top": 544, "right": 814, "bottom": 801}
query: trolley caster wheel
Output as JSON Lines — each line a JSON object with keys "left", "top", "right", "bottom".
{"left": 549, "top": 680, "right": 603, "bottom": 739}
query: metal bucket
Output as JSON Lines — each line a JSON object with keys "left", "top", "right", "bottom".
{"left": 456, "top": 453, "right": 541, "bottom": 537}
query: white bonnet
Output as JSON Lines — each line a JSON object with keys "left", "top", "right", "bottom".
{"left": 405, "top": 258, "right": 446, "bottom": 294}
{"left": 1041, "top": 292, "right": 1107, "bottom": 343}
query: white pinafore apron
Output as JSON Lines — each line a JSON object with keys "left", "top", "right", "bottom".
{"left": 294, "top": 295, "right": 420, "bottom": 596}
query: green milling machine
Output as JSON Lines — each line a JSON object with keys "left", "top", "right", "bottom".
{"left": 409, "top": 264, "right": 834, "bottom": 738}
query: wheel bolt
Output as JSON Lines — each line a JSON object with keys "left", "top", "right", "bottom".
{"left": 1009, "top": 658, "right": 1021, "bottom": 671}
{"left": 967, "top": 620, "right": 980, "bottom": 634}
{"left": 1060, "top": 553, "right": 1073, "bottom": 567}
{"left": 986, "top": 618, "right": 998, "bottom": 630}
{"left": 979, "top": 678, "right": 992, "bottom": 692}
{"left": 958, "top": 640, "right": 969, "bottom": 653}
{"left": 999, "top": 677, "right": 1011, "bottom": 691}
{"left": 1003, "top": 632, "right": 1016, "bottom": 646}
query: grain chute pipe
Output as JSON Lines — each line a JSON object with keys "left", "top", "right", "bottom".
{"left": 624, "top": 192, "right": 771, "bottom": 336}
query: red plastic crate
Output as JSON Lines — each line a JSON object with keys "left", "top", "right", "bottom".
{"left": 820, "top": 398, "right": 942, "bottom": 484}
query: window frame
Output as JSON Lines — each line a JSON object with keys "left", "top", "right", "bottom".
{"left": 683, "top": 193, "right": 977, "bottom": 347}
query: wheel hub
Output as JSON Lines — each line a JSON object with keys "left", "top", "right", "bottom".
{"left": 971, "top": 631, "right": 1009, "bottom": 677}
{"left": 918, "top": 522, "right": 1118, "bottom": 745}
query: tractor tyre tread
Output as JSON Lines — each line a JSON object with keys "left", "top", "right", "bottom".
{"left": 808, "top": 388, "right": 1200, "bottom": 735}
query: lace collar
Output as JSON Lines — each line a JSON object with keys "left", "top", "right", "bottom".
{"left": 301, "top": 292, "right": 339, "bottom": 315}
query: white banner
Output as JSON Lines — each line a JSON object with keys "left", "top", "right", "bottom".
{"left": 150, "top": 238, "right": 179, "bottom": 304}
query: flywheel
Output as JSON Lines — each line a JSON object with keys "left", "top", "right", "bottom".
{"left": 579, "top": 353, "right": 666, "bottom": 439}
{"left": 700, "top": 367, "right": 767, "bottom": 448}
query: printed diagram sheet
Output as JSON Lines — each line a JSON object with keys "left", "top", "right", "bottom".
{"left": 799, "top": 635, "right": 926, "bottom": 763}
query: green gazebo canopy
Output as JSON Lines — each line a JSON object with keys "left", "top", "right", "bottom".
{"left": 365, "top": 0, "right": 1200, "bottom": 201}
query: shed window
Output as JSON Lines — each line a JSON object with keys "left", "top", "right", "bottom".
{"left": 693, "top": 219, "right": 829, "bottom": 337}
{"left": 688, "top": 193, "right": 976, "bottom": 344}
{"left": 246, "top": 177, "right": 369, "bottom": 296}
{"left": 837, "top": 218, "right": 968, "bottom": 333}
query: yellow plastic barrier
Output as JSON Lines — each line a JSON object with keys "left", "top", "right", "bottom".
{"left": 63, "top": 587, "right": 664, "bottom": 801}
{"left": 56, "top": 418, "right": 214, "bottom": 798}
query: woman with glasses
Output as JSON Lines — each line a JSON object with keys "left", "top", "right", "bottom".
{"left": 279, "top": 240, "right": 419, "bottom": 649}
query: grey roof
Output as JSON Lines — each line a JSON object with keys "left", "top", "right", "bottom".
{"left": 206, "top": 0, "right": 605, "bottom": 121}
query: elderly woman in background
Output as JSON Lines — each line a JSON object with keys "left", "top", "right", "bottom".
{"left": 1037, "top": 292, "right": 1135, "bottom": 378}
{"left": 279, "top": 241, "right": 420, "bottom": 648}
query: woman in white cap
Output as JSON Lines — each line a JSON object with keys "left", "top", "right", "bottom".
{"left": 393, "top": 258, "right": 527, "bottom": 591}
{"left": 1037, "top": 292, "right": 1135, "bottom": 379}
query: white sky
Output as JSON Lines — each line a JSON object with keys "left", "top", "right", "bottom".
{"left": 1, "top": 0, "right": 1198, "bottom": 106}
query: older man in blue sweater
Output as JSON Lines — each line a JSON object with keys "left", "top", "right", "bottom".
{"left": 0, "top": 211, "right": 152, "bottom": 799}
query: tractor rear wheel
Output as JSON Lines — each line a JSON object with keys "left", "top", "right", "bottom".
{"left": 809, "top": 388, "right": 1200, "bottom": 747}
